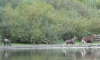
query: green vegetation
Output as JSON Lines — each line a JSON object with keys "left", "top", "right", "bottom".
{"left": 0, "top": 0, "right": 100, "bottom": 44}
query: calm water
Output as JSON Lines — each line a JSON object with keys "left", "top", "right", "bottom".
{"left": 0, "top": 48, "right": 100, "bottom": 60}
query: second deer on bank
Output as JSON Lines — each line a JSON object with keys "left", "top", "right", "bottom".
{"left": 62, "top": 36, "right": 77, "bottom": 47}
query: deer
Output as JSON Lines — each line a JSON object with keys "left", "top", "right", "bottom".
{"left": 62, "top": 36, "right": 77, "bottom": 47}
{"left": 3, "top": 38, "right": 11, "bottom": 46}
{"left": 79, "top": 34, "right": 98, "bottom": 46}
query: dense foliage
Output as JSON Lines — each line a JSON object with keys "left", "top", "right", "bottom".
{"left": 0, "top": 0, "right": 100, "bottom": 44}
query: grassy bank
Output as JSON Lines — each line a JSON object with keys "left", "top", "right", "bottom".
{"left": 0, "top": 40, "right": 99, "bottom": 46}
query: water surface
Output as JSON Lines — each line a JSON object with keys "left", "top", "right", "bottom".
{"left": 0, "top": 48, "right": 100, "bottom": 60}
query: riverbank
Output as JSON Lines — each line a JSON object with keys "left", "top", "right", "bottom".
{"left": 0, "top": 44, "right": 62, "bottom": 49}
{"left": 0, "top": 44, "right": 100, "bottom": 49}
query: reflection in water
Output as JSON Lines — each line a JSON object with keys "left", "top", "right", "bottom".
{"left": 62, "top": 49, "right": 77, "bottom": 60}
{"left": 80, "top": 48, "right": 96, "bottom": 59}
{"left": 0, "top": 48, "right": 100, "bottom": 60}
{"left": 2, "top": 49, "right": 11, "bottom": 60}
{"left": 62, "top": 48, "right": 100, "bottom": 60}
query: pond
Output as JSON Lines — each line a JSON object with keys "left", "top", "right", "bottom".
{"left": 0, "top": 48, "right": 100, "bottom": 60}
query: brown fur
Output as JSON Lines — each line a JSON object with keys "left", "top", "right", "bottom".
{"left": 81, "top": 35, "right": 98, "bottom": 44}
{"left": 62, "top": 36, "right": 77, "bottom": 47}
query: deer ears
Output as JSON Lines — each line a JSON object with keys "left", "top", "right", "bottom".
{"left": 91, "top": 34, "right": 96, "bottom": 36}
{"left": 74, "top": 35, "right": 78, "bottom": 39}
{"left": 74, "top": 35, "right": 76, "bottom": 37}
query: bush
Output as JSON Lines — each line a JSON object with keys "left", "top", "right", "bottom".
{"left": 0, "top": 0, "right": 100, "bottom": 44}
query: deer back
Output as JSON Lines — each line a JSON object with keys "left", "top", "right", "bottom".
{"left": 82, "top": 35, "right": 98, "bottom": 41}
{"left": 66, "top": 36, "right": 77, "bottom": 42}
{"left": 4, "top": 38, "right": 10, "bottom": 43}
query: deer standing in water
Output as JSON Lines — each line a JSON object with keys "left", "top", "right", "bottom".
{"left": 62, "top": 36, "right": 77, "bottom": 47}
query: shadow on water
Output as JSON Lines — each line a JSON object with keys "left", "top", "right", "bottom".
{"left": 0, "top": 48, "right": 100, "bottom": 60}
